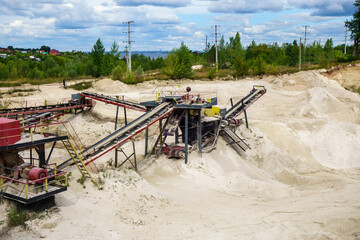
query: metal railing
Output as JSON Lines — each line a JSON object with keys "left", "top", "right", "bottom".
{"left": 0, "top": 164, "right": 68, "bottom": 200}
{"left": 139, "top": 85, "right": 217, "bottom": 104}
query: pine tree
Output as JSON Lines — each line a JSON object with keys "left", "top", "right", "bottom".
{"left": 90, "top": 38, "right": 105, "bottom": 77}
{"left": 345, "top": 0, "right": 360, "bottom": 56}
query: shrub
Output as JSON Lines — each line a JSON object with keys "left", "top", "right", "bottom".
{"left": 208, "top": 66, "right": 217, "bottom": 79}
{"left": 26, "top": 68, "right": 44, "bottom": 80}
{"left": 111, "top": 65, "right": 123, "bottom": 80}
{"left": 7, "top": 209, "right": 29, "bottom": 227}
{"left": 68, "top": 81, "right": 92, "bottom": 90}
{"left": 267, "top": 64, "right": 279, "bottom": 75}
{"left": 163, "top": 42, "right": 193, "bottom": 79}
{"left": 252, "top": 57, "right": 266, "bottom": 75}
{"left": 122, "top": 72, "right": 136, "bottom": 84}
{"left": 134, "top": 65, "right": 144, "bottom": 81}
{"left": 233, "top": 56, "right": 249, "bottom": 77}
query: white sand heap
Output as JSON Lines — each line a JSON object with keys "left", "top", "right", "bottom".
{"left": 1, "top": 68, "right": 360, "bottom": 240}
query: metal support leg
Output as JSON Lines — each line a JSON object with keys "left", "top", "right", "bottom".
{"left": 115, "top": 106, "right": 119, "bottom": 167}
{"left": 38, "top": 144, "right": 46, "bottom": 167}
{"left": 133, "top": 141, "right": 137, "bottom": 171}
{"left": 175, "top": 128, "right": 179, "bottom": 144}
{"left": 145, "top": 128, "right": 148, "bottom": 156}
{"left": 115, "top": 148, "right": 118, "bottom": 167}
{"left": 230, "top": 98, "right": 234, "bottom": 108}
{"left": 46, "top": 141, "right": 56, "bottom": 165}
{"left": 244, "top": 109, "right": 249, "bottom": 129}
{"left": 124, "top": 107, "right": 128, "bottom": 126}
{"left": 159, "top": 119, "right": 163, "bottom": 151}
{"left": 30, "top": 148, "right": 33, "bottom": 165}
{"left": 115, "top": 106, "right": 119, "bottom": 130}
{"left": 185, "top": 110, "right": 188, "bottom": 164}
{"left": 198, "top": 110, "right": 202, "bottom": 157}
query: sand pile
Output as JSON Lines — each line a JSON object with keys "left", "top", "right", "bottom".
{"left": 1, "top": 67, "right": 360, "bottom": 239}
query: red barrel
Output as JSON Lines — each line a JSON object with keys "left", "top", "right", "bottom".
{"left": 28, "top": 167, "right": 48, "bottom": 183}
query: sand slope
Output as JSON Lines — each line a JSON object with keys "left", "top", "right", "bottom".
{"left": 1, "top": 69, "right": 360, "bottom": 240}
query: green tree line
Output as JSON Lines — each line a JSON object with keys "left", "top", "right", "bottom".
{"left": 0, "top": 38, "right": 165, "bottom": 83}
{"left": 0, "top": 34, "right": 358, "bottom": 83}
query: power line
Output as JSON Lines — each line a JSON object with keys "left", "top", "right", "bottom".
{"left": 123, "top": 21, "right": 134, "bottom": 72}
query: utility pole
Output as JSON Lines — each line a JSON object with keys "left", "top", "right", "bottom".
{"left": 345, "top": 26, "right": 347, "bottom": 55}
{"left": 212, "top": 25, "right": 220, "bottom": 71}
{"left": 205, "top": 35, "right": 208, "bottom": 51}
{"left": 303, "top": 25, "right": 309, "bottom": 63}
{"left": 125, "top": 45, "right": 128, "bottom": 68}
{"left": 123, "top": 21, "right": 134, "bottom": 72}
{"left": 299, "top": 37, "right": 302, "bottom": 70}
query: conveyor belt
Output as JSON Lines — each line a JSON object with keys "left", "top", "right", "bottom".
{"left": 23, "top": 112, "right": 66, "bottom": 125}
{"left": 225, "top": 86, "right": 266, "bottom": 120}
{"left": 221, "top": 128, "right": 250, "bottom": 156}
{"left": 81, "top": 92, "right": 147, "bottom": 112}
{"left": 0, "top": 101, "right": 89, "bottom": 117}
{"left": 58, "top": 102, "right": 174, "bottom": 169}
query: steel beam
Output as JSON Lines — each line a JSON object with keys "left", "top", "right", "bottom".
{"left": 198, "top": 110, "right": 202, "bottom": 157}
{"left": 185, "top": 110, "right": 188, "bottom": 164}
{"left": 145, "top": 128, "right": 148, "bottom": 156}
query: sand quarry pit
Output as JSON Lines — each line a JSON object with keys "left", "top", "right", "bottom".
{"left": 1, "top": 68, "right": 360, "bottom": 240}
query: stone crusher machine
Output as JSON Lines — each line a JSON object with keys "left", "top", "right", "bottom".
{"left": 0, "top": 85, "right": 266, "bottom": 204}
{"left": 145, "top": 85, "right": 267, "bottom": 161}
{"left": 0, "top": 119, "right": 70, "bottom": 204}
{"left": 0, "top": 95, "right": 93, "bottom": 204}
{"left": 54, "top": 85, "right": 266, "bottom": 176}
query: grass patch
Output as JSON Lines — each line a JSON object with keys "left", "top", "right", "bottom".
{"left": 6, "top": 206, "right": 59, "bottom": 228}
{"left": 0, "top": 99, "right": 12, "bottom": 109}
{"left": 0, "top": 81, "right": 22, "bottom": 87}
{"left": 7, "top": 209, "right": 30, "bottom": 227}
{"left": 67, "top": 81, "right": 93, "bottom": 90}
{"left": 77, "top": 175, "right": 87, "bottom": 188}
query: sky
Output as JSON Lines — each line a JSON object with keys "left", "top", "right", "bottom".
{"left": 0, "top": 0, "right": 356, "bottom": 52}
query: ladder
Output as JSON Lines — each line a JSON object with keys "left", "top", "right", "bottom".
{"left": 60, "top": 122, "right": 97, "bottom": 184}
{"left": 62, "top": 138, "right": 97, "bottom": 184}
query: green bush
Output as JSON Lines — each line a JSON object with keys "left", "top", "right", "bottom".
{"left": 68, "top": 81, "right": 92, "bottom": 90}
{"left": 111, "top": 65, "right": 123, "bottom": 80}
{"left": 134, "top": 65, "right": 144, "bottom": 81}
{"left": 163, "top": 42, "right": 193, "bottom": 79}
{"left": 123, "top": 72, "right": 136, "bottom": 84}
{"left": 7, "top": 209, "right": 29, "bottom": 227}
{"left": 26, "top": 67, "right": 44, "bottom": 79}
{"left": 267, "top": 64, "right": 279, "bottom": 75}
{"left": 233, "top": 56, "right": 249, "bottom": 77}
{"left": 208, "top": 66, "right": 217, "bottom": 79}
{"left": 252, "top": 57, "right": 266, "bottom": 75}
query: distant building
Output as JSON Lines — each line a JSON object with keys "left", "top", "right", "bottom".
{"left": 0, "top": 54, "right": 7, "bottom": 59}
{"left": 50, "top": 49, "right": 60, "bottom": 56}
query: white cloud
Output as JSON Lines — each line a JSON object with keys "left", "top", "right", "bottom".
{"left": 208, "top": 0, "right": 287, "bottom": 13}
{"left": 287, "top": 0, "right": 354, "bottom": 16}
{"left": 0, "top": 0, "right": 353, "bottom": 50}
{"left": 114, "top": 0, "right": 191, "bottom": 8}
